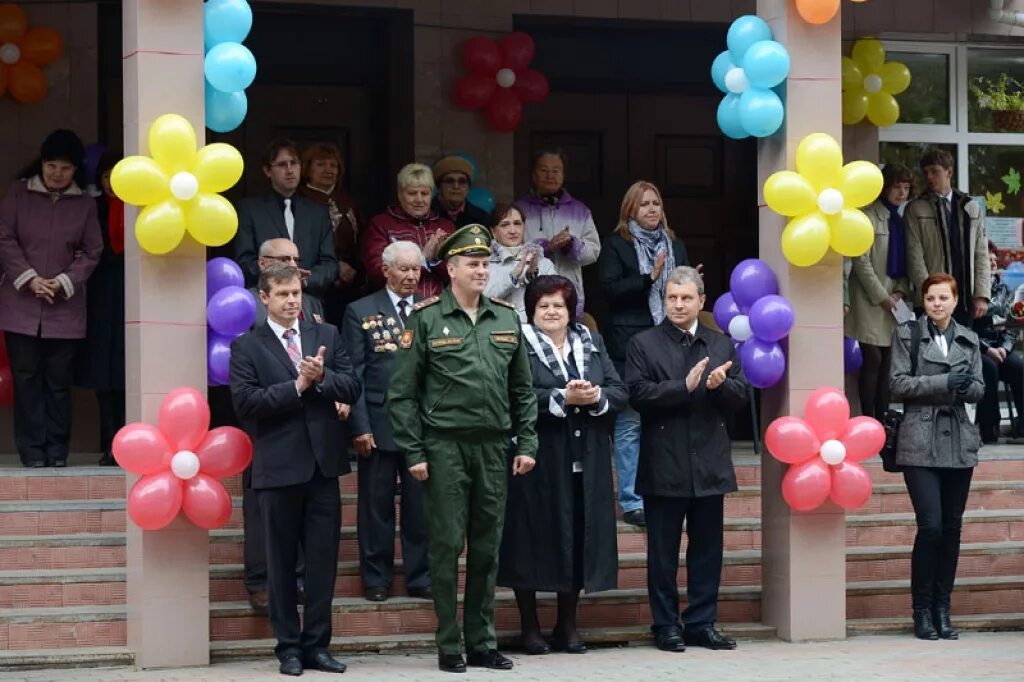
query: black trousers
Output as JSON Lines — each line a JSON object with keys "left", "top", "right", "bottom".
{"left": 96, "top": 389, "right": 125, "bottom": 455}
{"left": 5, "top": 332, "right": 78, "bottom": 465}
{"left": 357, "top": 448, "right": 429, "bottom": 591}
{"left": 256, "top": 471, "right": 340, "bottom": 660}
{"left": 903, "top": 466, "right": 974, "bottom": 611}
{"left": 242, "top": 465, "right": 305, "bottom": 595}
{"left": 859, "top": 343, "right": 892, "bottom": 421}
{"left": 644, "top": 494, "right": 724, "bottom": 632}
{"left": 977, "top": 352, "right": 1024, "bottom": 438}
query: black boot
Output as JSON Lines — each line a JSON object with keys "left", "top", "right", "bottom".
{"left": 913, "top": 608, "right": 939, "bottom": 640}
{"left": 932, "top": 607, "right": 958, "bottom": 640}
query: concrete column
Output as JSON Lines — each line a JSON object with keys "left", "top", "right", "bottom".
{"left": 123, "top": 0, "right": 210, "bottom": 667}
{"left": 756, "top": 0, "right": 847, "bottom": 641}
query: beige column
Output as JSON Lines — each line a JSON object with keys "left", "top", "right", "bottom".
{"left": 123, "top": 1, "right": 210, "bottom": 667}
{"left": 757, "top": 0, "right": 846, "bottom": 641}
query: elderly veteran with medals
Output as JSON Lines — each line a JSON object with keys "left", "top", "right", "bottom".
{"left": 388, "top": 224, "right": 539, "bottom": 674}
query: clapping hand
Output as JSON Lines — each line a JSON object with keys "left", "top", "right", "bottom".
{"left": 706, "top": 360, "right": 733, "bottom": 391}
{"left": 549, "top": 226, "right": 572, "bottom": 251}
{"left": 651, "top": 252, "right": 667, "bottom": 282}
{"left": 296, "top": 346, "right": 326, "bottom": 392}
{"left": 565, "top": 379, "right": 600, "bottom": 406}
{"left": 423, "top": 231, "right": 445, "bottom": 260}
{"left": 686, "top": 357, "right": 710, "bottom": 393}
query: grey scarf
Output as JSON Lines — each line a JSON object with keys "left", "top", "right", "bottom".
{"left": 628, "top": 219, "right": 675, "bottom": 324}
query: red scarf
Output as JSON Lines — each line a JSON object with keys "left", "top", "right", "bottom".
{"left": 106, "top": 194, "right": 125, "bottom": 254}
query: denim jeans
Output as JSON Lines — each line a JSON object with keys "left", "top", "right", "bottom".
{"left": 614, "top": 407, "right": 643, "bottom": 513}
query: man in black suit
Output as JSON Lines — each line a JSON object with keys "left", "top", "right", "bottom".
{"left": 233, "top": 138, "right": 339, "bottom": 301}
{"left": 340, "top": 241, "right": 431, "bottom": 603}
{"left": 230, "top": 263, "right": 360, "bottom": 676}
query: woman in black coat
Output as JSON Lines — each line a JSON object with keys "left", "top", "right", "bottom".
{"left": 498, "top": 275, "right": 627, "bottom": 655}
{"left": 76, "top": 152, "right": 125, "bottom": 465}
{"left": 597, "top": 180, "right": 690, "bottom": 527}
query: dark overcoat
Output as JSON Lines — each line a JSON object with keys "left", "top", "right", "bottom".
{"left": 498, "top": 330, "right": 626, "bottom": 594}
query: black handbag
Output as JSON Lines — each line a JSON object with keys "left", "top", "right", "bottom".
{"left": 879, "top": 321, "right": 922, "bottom": 473}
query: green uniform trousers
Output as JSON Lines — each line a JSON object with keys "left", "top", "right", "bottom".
{"left": 422, "top": 433, "right": 508, "bottom": 656}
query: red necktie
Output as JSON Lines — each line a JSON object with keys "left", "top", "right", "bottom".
{"left": 283, "top": 328, "right": 301, "bottom": 369}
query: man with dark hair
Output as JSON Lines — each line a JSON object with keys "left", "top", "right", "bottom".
{"left": 906, "top": 149, "right": 990, "bottom": 324}
{"left": 233, "top": 138, "right": 339, "bottom": 302}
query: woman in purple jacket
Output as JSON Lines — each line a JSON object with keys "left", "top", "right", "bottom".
{"left": 0, "top": 130, "right": 102, "bottom": 467}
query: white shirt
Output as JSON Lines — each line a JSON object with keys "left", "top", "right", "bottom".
{"left": 673, "top": 319, "right": 699, "bottom": 337}
{"left": 386, "top": 287, "right": 414, "bottom": 326}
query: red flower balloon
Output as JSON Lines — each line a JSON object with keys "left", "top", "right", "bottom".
{"left": 765, "top": 387, "right": 885, "bottom": 511}
{"left": 452, "top": 31, "right": 549, "bottom": 133}
{"left": 113, "top": 387, "right": 252, "bottom": 530}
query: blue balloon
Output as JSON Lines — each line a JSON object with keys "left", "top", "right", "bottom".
{"left": 717, "top": 94, "right": 748, "bottom": 140}
{"left": 205, "top": 42, "right": 257, "bottom": 93}
{"left": 467, "top": 186, "right": 495, "bottom": 215}
{"left": 710, "top": 51, "right": 736, "bottom": 94}
{"left": 453, "top": 152, "right": 479, "bottom": 181}
{"left": 727, "top": 15, "right": 772, "bottom": 63}
{"left": 739, "top": 89, "right": 785, "bottom": 138}
{"left": 205, "top": 0, "right": 253, "bottom": 49}
{"left": 743, "top": 40, "right": 791, "bottom": 89}
{"left": 205, "top": 84, "right": 248, "bottom": 133}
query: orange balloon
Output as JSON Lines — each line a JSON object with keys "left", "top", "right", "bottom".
{"left": 796, "top": 0, "right": 840, "bottom": 24}
{"left": 8, "top": 61, "right": 45, "bottom": 103}
{"left": 0, "top": 4, "right": 27, "bottom": 43}
{"left": 19, "top": 27, "right": 62, "bottom": 66}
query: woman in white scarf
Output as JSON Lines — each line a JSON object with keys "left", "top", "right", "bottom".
{"left": 484, "top": 203, "right": 556, "bottom": 321}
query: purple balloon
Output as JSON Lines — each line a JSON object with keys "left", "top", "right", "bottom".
{"left": 730, "top": 258, "right": 778, "bottom": 309}
{"left": 844, "top": 336, "right": 863, "bottom": 374}
{"left": 207, "top": 257, "right": 245, "bottom": 301}
{"left": 208, "top": 333, "right": 233, "bottom": 386}
{"left": 207, "top": 285, "right": 257, "bottom": 337}
{"left": 83, "top": 143, "right": 105, "bottom": 187}
{"left": 739, "top": 338, "right": 786, "bottom": 388}
{"left": 713, "top": 292, "right": 742, "bottom": 331}
{"left": 748, "top": 294, "right": 795, "bottom": 343}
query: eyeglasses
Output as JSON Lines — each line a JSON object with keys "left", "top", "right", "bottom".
{"left": 264, "top": 255, "right": 299, "bottom": 263}
{"left": 441, "top": 176, "right": 469, "bottom": 187}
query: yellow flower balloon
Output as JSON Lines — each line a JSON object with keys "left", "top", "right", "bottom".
{"left": 763, "top": 133, "right": 883, "bottom": 267}
{"left": 110, "top": 114, "right": 244, "bottom": 255}
{"left": 841, "top": 38, "right": 911, "bottom": 127}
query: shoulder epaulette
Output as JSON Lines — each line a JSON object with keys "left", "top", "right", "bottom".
{"left": 490, "top": 297, "right": 516, "bottom": 309}
{"left": 413, "top": 296, "right": 440, "bottom": 311}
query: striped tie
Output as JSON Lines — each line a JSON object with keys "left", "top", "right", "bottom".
{"left": 283, "top": 328, "right": 301, "bottom": 369}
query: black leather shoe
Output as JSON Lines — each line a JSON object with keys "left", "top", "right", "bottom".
{"left": 683, "top": 625, "right": 737, "bottom": 650}
{"left": 98, "top": 452, "right": 117, "bottom": 466}
{"left": 551, "top": 629, "right": 587, "bottom": 654}
{"left": 623, "top": 509, "right": 646, "bottom": 527}
{"left": 26, "top": 461, "right": 45, "bottom": 469}
{"left": 913, "top": 608, "right": 939, "bottom": 640}
{"left": 304, "top": 651, "right": 346, "bottom": 673}
{"left": 653, "top": 626, "right": 686, "bottom": 652}
{"left": 437, "top": 653, "right": 466, "bottom": 673}
{"left": 363, "top": 586, "right": 388, "bottom": 602}
{"left": 467, "top": 649, "right": 514, "bottom": 670}
{"left": 407, "top": 586, "right": 432, "bottom": 600}
{"left": 52, "top": 460, "right": 66, "bottom": 468}
{"left": 932, "top": 607, "right": 958, "bottom": 640}
{"left": 279, "top": 655, "right": 303, "bottom": 676}
{"left": 521, "top": 633, "right": 550, "bottom": 655}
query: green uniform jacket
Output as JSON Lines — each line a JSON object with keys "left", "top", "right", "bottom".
{"left": 387, "top": 287, "right": 539, "bottom": 466}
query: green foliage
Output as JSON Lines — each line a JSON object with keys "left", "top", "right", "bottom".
{"left": 970, "top": 74, "right": 1024, "bottom": 112}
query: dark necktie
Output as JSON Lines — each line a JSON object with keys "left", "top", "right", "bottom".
{"left": 681, "top": 331, "right": 692, "bottom": 347}
{"left": 941, "top": 197, "right": 952, "bottom": 230}
{"left": 398, "top": 299, "right": 409, "bottom": 325}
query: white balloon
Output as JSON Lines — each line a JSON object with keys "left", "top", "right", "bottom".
{"left": 169, "top": 172, "right": 199, "bottom": 201}
{"left": 496, "top": 68, "right": 517, "bottom": 88}
{"left": 817, "top": 188, "right": 845, "bottom": 215}
{"left": 728, "top": 314, "right": 753, "bottom": 342}
{"left": 0, "top": 43, "right": 20, "bottom": 65}
{"left": 724, "top": 67, "right": 750, "bottom": 94}
{"left": 170, "top": 450, "right": 201, "bottom": 480}
{"left": 863, "top": 74, "right": 883, "bottom": 94}
{"left": 820, "top": 439, "right": 847, "bottom": 466}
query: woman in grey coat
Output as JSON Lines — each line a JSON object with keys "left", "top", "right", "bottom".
{"left": 483, "top": 202, "right": 555, "bottom": 322}
{"left": 890, "top": 272, "right": 984, "bottom": 642}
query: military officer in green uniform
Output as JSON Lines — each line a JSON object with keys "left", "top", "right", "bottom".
{"left": 388, "top": 224, "right": 539, "bottom": 674}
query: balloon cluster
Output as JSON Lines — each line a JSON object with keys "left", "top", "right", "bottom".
{"left": 766, "top": 387, "right": 885, "bottom": 511}
{"left": 712, "top": 16, "right": 790, "bottom": 139}
{"left": 113, "top": 388, "right": 252, "bottom": 530}
{"left": 842, "top": 38, "right": 911, "bottom": 128}
{"left": 206, "top": 258, "right": 256, "bottom": 385}
{"left": 204, "top": 0, "right": 256, "bottom": 133}
{"left": 111, "top": 114, "right": 244, "bottom": 255}
{"left": 453, "top": 32, "right": 550, "bottom": 133}
{"left": 713, "top": 259, "right": 794, "bottom": 389}
{"left": 0, "top": 334, "right": 12, "bottom": 407}
{"left": 763, "top": 133, "right": 884, "bottom": 267}
{"left": 795, "top": 0, "right": 840, "bottom": 24}
{"left": 0, "top": 3, "right": 62, "bottom": 104}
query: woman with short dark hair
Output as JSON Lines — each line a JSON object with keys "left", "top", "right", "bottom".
{"left": 498, "top": 275, "right": 626, "bottom": 655}
{"left": 0, "top": 129, "right": 103, "bottom": 467}
{"left": 890, "top": 272, "right": 984, "bottom": 640}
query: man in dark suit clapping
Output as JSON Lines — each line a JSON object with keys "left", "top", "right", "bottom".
{"left": 341, "top": 241, "right": 431, "bottom": 603}
{"left": 230, "top": 263, "right": 360, "bottom": 676}
{"left": 233, "top": 139, "right": 339, "bottom": 302}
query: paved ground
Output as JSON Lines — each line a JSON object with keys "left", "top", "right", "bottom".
{"left": 1, "top": 634, "right": 1022, "bottom": 682}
